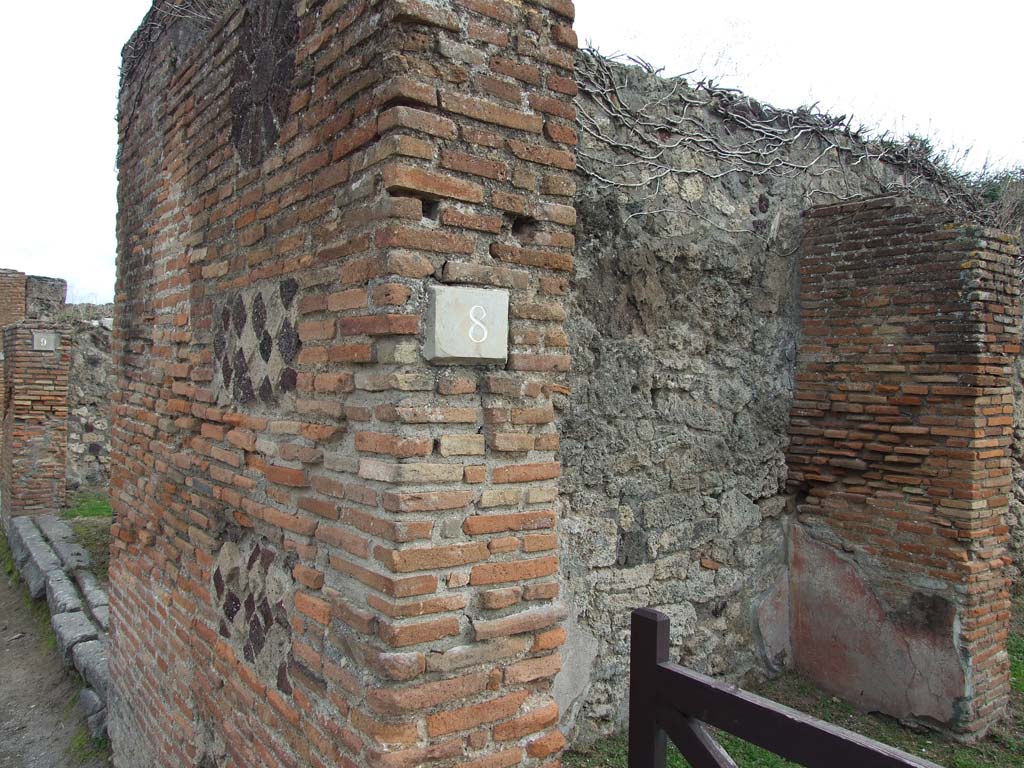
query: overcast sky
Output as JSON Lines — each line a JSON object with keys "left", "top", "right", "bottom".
{"left": 1, "top": 1, "right": 1020, "bottom": 304}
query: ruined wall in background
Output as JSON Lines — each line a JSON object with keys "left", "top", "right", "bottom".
{"left": 0, "top": 269, "right": 28, "bottom": 328}
{"left": 67, "top": 321, "right": 113, "bottom": 492}
{"left": 26, "top": 276, "right": 68, "bottom": 322}
{"left": 558, "top": 53, "right": 961, "bottom": 739}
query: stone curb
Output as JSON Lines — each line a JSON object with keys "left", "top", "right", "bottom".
{"left": 4, "top": 514, "right": 110, "bottom": 739}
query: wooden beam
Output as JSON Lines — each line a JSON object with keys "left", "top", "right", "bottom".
{"left": 655, "top": 661, "right": 943, "bottom": 768}
{"left": 658, "top": 707, "right": 737, "bottom": 768}
{"left": 629, "top": 608, "right": 669, "bottom": 768}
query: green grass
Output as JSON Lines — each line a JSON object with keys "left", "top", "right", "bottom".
{"left": 61, "top": 491, "right": 113, "bottom": 582}
{"left": 68, "top": 726, "right": 111, "bottom": 765}
{"left": 567, "top": 595, "right": 1024, "bottom": 768}
{"left": 564, "top": 734, "right": 795, "bottom": 768}
{"left": 1011, "top": 634, "right": 1024, "bottom": 695}
{"left": 62, "top": 493, "right": 113, "bottom": 520}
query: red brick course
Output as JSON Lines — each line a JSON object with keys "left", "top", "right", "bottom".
{"left": 786, "top": 196, "right": 1020, "bottom": 735}
{"left": 110, "top": 1, "right": 575, "bottom": 766}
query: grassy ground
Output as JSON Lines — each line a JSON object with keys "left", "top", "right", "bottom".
{"left": 62, "top": 490, "right": 113, "bottom": 583}
{"left": 62, "top": 492, "right": 113, "bottom": 520}
{"left": 566, "top": 595, "right": 1024, "bottom": 768}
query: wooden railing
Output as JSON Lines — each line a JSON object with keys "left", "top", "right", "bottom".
{"left": 629, "top": 608, "right": 943, "bottom": 768}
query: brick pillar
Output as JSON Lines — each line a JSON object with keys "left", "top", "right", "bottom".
{"left": 110, "top": 1, "right": 576, "bottom": 766}
{"left": 786, "top": 196, "right": 1020, "bottom": 736}
{"left": 1, "top": 322, "right": 70, "bottom": 519}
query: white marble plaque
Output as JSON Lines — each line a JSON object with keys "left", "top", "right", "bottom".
{"left": 32, "top": 331, "right": 58, "bottom": 352}
{"left": 424, "top": 285, "right": 509, "bottom": 365}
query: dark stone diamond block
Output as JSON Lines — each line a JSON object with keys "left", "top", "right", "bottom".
{"left": 224, "top": 592, "right": 241, "bottom": 622}
{"left": 280, "top": 277, "right": 299, "bottom": 308}
{"left": 259, "top": 376, "right": 274, "bottom": 404}
{"left": 249, "top": 616, "right": 266, "bottom": 657}
{"left": 277, "top": 663, "right": 292, "bottom": 694}
{"left": 232, "top": 351, "right": 255, "bottom": 404}
{"left": 252, "top": 292, "right": 268, "bottom": 335}
{"left": 232, "top": 295, "right": 247, "bottom": 335}
{"left": 259, "top": 330, "right": 273, "bottom": 362}
{"left": 279, "top": 367, "right": 297, "bottom": 393}
{"left": 260, "top": 548, "right": 275, "bottom": 570}
{"left": 278, "top": 320, "right": 300, "bottom": 365}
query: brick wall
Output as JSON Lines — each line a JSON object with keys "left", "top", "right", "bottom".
{"left": 785, "top": 196, "right": 1020, "bottom": 735}
{"left": 0, "top": 323, "right": 71, "bottom": 517}
{"left": 110, "top": 0, "right": 576, "bottom": 766}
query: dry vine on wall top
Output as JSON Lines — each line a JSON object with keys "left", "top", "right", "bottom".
{"left": 574, "top": 49, "right": 990, "bottom": 224}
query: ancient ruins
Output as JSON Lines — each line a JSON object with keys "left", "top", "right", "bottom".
{"left": 0, "top": 0, "right": 1020, "bottom": 766}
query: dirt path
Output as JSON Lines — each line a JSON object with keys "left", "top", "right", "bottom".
{"left": 0, "top": 570, "right": 109, "bottom": 768}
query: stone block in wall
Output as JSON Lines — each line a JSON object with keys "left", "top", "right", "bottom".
{"left": 109, "top": 1, "right": 577, "bottom": 766}
{"left": 786, "top": 195, "right": 1021, "bottom": 737}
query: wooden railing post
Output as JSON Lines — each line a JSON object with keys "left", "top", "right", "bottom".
{"left": 630, "top": 608, "right": 670, "bottom": 768}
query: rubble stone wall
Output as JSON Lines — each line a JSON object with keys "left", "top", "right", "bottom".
{"left": 558, "top": 55, "right": 963, "bottom": 739}
{"left": 26, "top": 276, "right": 69, "bottom": 322}
{"left": 67, "top": 322, "right": 113, "bottom": 492}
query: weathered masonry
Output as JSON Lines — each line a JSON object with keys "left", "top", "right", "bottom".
{"left": 111, "top": 1, "right": 577, "bottom": 767}
{"left": 560, "top": 53, "right": 1020, "bottom": 743}
{"left": 784, "top": 198, "right": 1019, "bottom": 735}
{"left": 1, "top": 323, "right": 71, "bottom": 516}
{"left": 113, "top": 2, "right": 1020, "bottom": 764}
{"left": 0, "top": 271, "right": 71, "bottom": 516}
{"left": 0, "top": 269, "right": 114, "bottom": 519}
